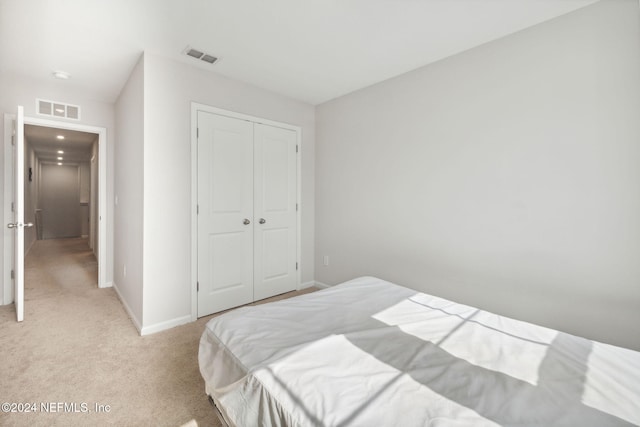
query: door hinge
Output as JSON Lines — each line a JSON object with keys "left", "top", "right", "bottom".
{"left": 197, "top": 204, "right": 199, "bottom": 215}
{"left": 197, "top": 281, "right": 200, "bottom": 292}
{"left": 296, "top": 145, "right": 299, "bottom": 153}
{"left": 197, "top": 127, "right": 199, "bottom": 138}
{"left": 11, "top": 270, "right": 14, "bottom": 279}
{"left": 296, "top": 203, "right": 298, "bottom": 212}
{"left": 296, "top": 262, "right": 298, "bottom": 271}
{"left": 11, "top": 202, "right": 14, "bottom": 212}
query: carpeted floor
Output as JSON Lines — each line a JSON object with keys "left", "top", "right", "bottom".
{"left": 0, "top": 238, "right": 315, "bottom": 427}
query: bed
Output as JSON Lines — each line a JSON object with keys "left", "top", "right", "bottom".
{"left": 198, "top": 276, "right": 640, "bottom": 426}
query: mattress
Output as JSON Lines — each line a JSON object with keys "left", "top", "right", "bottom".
{"left": 198, "top": 276, "right": 640, "bottom": 426}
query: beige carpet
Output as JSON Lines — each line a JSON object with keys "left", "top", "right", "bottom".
{"left": 0, "top": 238, "right": 316, "bottom": 427}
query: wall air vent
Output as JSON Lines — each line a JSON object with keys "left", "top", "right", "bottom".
{"left": 36, "top": 98, "right": 81, "bottom": 120}
{"left": 183, "top": 46, "right": 218, "bottom": 65}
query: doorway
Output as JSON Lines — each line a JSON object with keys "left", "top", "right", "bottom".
{"left": 24, "top": 124, "right": 98, "bottom": 251}
{"left": 3, "top": 114, "right": 108, "bottom": 311}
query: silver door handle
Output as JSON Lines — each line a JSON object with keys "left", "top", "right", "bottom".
{"left": 259, "top": 218, "right": 266, "bottom": 224}
{"left": 243, "top": 218, "right": 250, "bottom": 225}
{"left": 7, "top": 222, "right": 33, "bottom": 228}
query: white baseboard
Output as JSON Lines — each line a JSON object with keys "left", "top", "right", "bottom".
{"left": 299, "top": 280, "right": 331, "bottom": 290}
{"left": 112, "top": 281, "right": 191, "bottom": 336}
{"left": 112, "top": 281, "right": 142, "bottom": 333}
{"left": 298, "top": 280, "right": 316, "bottom": 290}
{"left": 140, "top": 314, "right": 192, "bottom": 336}
{"left": 99, "top": 281, "right": 113, "bottom": 289}
{"left": 313, "top": 281, "right": 331, "bottom": 289}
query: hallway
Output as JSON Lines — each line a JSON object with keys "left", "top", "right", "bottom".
{"left": 24, "top": 238, "right": 98, "bottom": 305}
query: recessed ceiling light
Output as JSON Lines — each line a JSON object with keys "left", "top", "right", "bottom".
{"left": 57, "top": 157, "right": 63, "bottom": 160}
{"left": 57, "top": 162, "right": 63, "bottom": 166}
{"left": 52, "top": 71, "right": 71, "bottom": 80}
{"left": 56, "top": 135, "right": 65, "bottom": 140}
{"left": 57, "top": 150, "right": 64, "bottom": 154}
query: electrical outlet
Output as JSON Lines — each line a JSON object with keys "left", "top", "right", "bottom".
{"left": 323, "top": 255, "right": 329, "bottom": 266}
{"left": 123, "top": 264, "right": 126, "bottom": 277}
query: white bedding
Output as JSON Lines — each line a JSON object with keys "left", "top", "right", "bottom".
{"left": 199, "top": 276, "right": 640, "bottom": 426}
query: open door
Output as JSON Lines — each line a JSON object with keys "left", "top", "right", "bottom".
{"left": 7, "top": 106, "right": 31, "bottom": 321}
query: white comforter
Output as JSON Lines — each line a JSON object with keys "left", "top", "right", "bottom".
{"left": 199, "top": 276, "right": 640, "bottom": 426}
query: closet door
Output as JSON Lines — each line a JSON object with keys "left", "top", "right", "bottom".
{"left": 197, "top": 112, "right": 254, "bottom": 316}
{"left": 253, "top": 123, "right": 297, "bottom": 300}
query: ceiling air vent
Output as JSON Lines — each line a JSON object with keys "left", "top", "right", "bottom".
{"left": 183, "top": 46, "right": 218, "bottom": 65}
{"left": 37, "top": 98, "right": 81, "bottom": 120}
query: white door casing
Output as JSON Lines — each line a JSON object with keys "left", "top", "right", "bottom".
{"left": 253, "top": 123, "right": 298, "bottom": 300}
{"left": 11, "top": 106, "right": 26, "bottom": 321}
{"left": 3, "top": 114, "right": 109, "bottom": 309}
{"left": 195, "top": 107, "right": 300, "bottom": 317}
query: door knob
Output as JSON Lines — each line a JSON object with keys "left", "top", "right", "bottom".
{"left": 7, "top": 222, "right": 33, "bottom": 228}
{"left": 259, "top": 218, "right": 266, "bottom": 224}
{"left": 243, "top": 218, "right": 250, "bottom": 225}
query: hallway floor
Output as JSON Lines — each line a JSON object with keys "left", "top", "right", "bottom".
{"left": 24, "top": 238, "right": 98, "bottom": 307}
{"left": 0, "top": 238, "right": 221, "bottom": 427}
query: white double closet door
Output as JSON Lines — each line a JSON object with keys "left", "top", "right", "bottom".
{"left": 197, "top": 111, "right": 298, "bottom": 317}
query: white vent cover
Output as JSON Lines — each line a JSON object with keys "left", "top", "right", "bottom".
{"left": 183, "top": 46, "right": 218, "bottom": 65}
{"left": 36, "top": 98, "right": 81, "bottom": 120}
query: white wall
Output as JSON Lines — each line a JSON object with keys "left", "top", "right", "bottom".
{"left": 114, "top": 55, "right": 145, "bottom": 328}
{"left": 315, "top": 0, "right": 640, "bottom": 350}
{"left": 140, "top": 53, "right": 315, "bottom": 330}
{"left": 0, "top": 74, "right": 115, "bottom": 302}
{"left": 40, "top": 164, "right": 80, "bottom": 239}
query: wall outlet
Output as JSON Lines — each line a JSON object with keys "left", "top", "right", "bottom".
{"left": 323, "top": 255, "right": 329, "bottom": 266}
{"left": 123, "top": 264, "right": 126, "bottom": 277}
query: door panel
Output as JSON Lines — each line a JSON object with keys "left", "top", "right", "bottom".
{"left": 13, "top": 106, "right": 25, "bottom": 321}
{"left": 262, "top": 228, "right": 290, "bottom": 280}
{"left": 211, "top": 134, "right": 248, "bottom": 212}
{"left": 210, "top": 233, "right": 247, "bottom": 290}
{"left": 262, "top": 137, "right": 289, "bottom": 212}
{"left": 253, "top": 124, "right": 297, "bottom": 300}
{"left": 197, "top": 112, "right": 254, "bottom": 317}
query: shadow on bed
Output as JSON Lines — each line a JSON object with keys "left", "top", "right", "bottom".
{"left": 341, "top": 326, "right": 633, "bottom": 426}
{"left": 267, "top": 313, "right": 633, "bottom": 426}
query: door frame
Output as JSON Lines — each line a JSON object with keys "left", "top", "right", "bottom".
{"left": 3, "top": 114, "right": 108, "bottom": 304}
{"left": 190, "top": 102, "right": 302, "bottom": 321}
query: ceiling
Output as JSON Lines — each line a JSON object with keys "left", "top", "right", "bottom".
{"left": 25, "top": 125, "right": 96, "bottom": 164}
{"left": 0, "top": 0, "right": 599, "bottom": 106}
